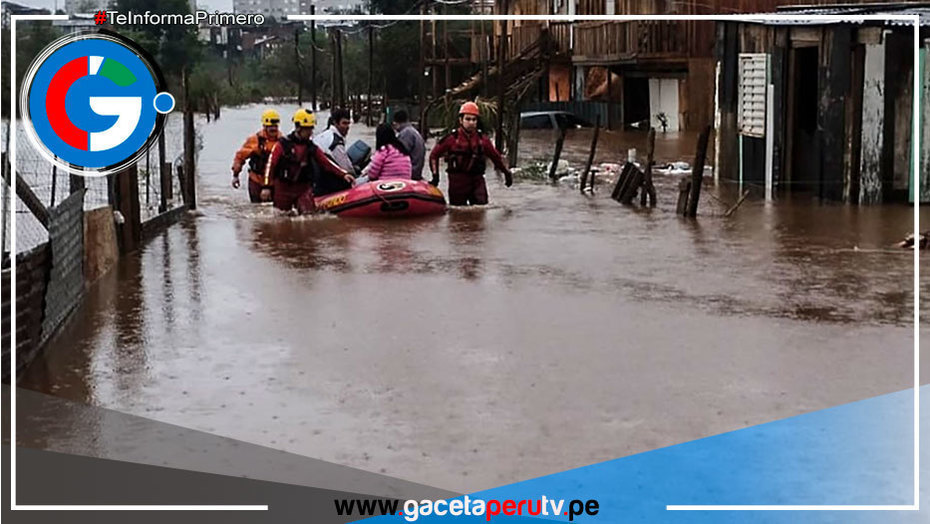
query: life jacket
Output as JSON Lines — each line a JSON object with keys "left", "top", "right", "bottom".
{"left": 273, "top": 134, "right": 320, "bottom": 184}
{"left": 246, "top": 134, "right": 271, "bottom": 175}
{"left": 442, "top": 128, "right": 487, "bottom": 175}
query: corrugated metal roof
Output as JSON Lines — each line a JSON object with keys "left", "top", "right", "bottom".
{"left": 746, "top": 3, "right": 930, "bottom": 26}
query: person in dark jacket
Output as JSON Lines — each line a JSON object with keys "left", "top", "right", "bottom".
{"left": 392, "top": 110, "right": 426, "bottom": 181}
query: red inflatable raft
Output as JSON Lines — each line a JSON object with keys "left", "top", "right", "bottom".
{"left": 314, "top": 179, "right": 447, "bottom": 218}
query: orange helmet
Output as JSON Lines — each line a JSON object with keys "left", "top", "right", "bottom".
{"left": 459, "top": 101, "right": 480, "bottom": 117}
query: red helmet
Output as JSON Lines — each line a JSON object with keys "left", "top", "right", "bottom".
{"left": 459, "top": 101, "right": 480, "bottom": 116}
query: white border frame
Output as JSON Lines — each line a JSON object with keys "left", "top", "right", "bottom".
{"left": 4, "top": 9, "right": 921, "bottom": 514}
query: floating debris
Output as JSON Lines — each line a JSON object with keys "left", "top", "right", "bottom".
{"left": 896, "top": 231, "right": 930, "bottom": 249}
{"left": 513, "top": 159, "right": 579, "bottom": 181}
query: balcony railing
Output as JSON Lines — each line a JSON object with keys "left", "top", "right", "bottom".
{"left": 510, "top": 23, "right": 542, "bottom": 58}
{"left": 573, "top": 20, "right": 689, "bottom": 62}
{"left": 470, "top": 20, "right": 690, "bottom": 64}
{"left": 549, "top": 21, "right": 572, "bottom": 54}
{"left": 508, "top": 21, "right": 573, "bottom": 59}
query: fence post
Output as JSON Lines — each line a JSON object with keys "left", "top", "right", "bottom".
{"left": 158, "top": 127, "right": 169, "bottom": 212}
{"left": 3, "top": 154, "right": 50, "bottom": 229}
{"left": 145, "top": 147, "right": 150, "bottom": 207}
{"left": 183, "top": 69, "right": 197, "bottom": 210}
{"left": 548, "top": 127, "right": 566, "bottom": 181}
{"left": 50, "top": 164, "right": 57, "bottom": 208}
{"left": 114, "top": 164, "right": 141, "bottom": 253}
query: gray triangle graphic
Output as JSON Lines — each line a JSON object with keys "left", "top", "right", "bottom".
{"left": 5, "top": 445, "right": 411, "bottom": 523}
{"left": 9, "top": 386, "right": 458, "bottom": 501}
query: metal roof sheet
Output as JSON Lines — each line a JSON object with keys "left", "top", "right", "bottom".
{"left": 745, "top": 3, "right": 930, "bottom": 26}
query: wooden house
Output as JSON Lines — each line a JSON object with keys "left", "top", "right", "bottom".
{"left": 502, "top": 1, "right": 893, "bottom": 132}
{"left": 716, "top": 4, "right": 929, "bottom": 203}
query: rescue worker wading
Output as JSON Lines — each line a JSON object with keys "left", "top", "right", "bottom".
{"left": 263, "top": 109, "right": 354, "bottom": 215}
{"left": 428, "top": 101, "right": 513, "bottom": 206}
{"left": 231, "top": 109, "right": 280, "bottom": 202}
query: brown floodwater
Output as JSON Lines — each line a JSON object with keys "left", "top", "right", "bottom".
{"left": 18, "top": 104, "right": 930, "bottom": 492}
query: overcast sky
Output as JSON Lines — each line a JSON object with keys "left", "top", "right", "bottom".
{"left": 13, "top": 0, "right": 235, "bottom": 13}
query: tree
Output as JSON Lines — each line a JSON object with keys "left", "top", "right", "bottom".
{"left": 367, "top": 0, "right": 420, "bottom": 15}
{"left": 1, "top": 20, "right": 62, "bottom": 118}
{"left": 113, "top": 0, "right": 200, "bottom": 82}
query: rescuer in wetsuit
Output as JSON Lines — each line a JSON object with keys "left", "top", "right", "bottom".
{"left": 263, "top": 109, "right": 354, "bottom": 215}
{"left": 231, "top": 109, "right": 281, "bottom": 202}
{"left": 428, "top": 101, "right": 513, "bottom": 206}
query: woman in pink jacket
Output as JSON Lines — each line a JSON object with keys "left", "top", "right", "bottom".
{"left": 357, "top": 123, "right": 412, "bottom": 184}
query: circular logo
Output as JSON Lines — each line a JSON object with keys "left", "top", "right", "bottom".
{"left": 376, "top": 181, "right": 407, "bottom": 192}
{"left": 20, "top": 32, "right": 172, "bottom": 175}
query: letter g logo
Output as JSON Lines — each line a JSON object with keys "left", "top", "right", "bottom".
{"left": 21, "top": 31, "right": 173, "bottom": 175}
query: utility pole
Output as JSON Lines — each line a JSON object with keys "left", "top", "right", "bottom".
{"left": 367, "top": 25, "right": 374, "bottom": 127}
{"left": 418, "top": 0, "right": 428, "bottom": 133}
{"left": 226, "top": 29, "right": 234, "bottom": 87}
{"left": 443, "top": 5, "right": 450, "bottom": 97}
{"left": 310, "top": 3, "right": 317, "bottom": 111}
{"left": 431, "top": 5, "right": 437, "bottom": 99}
{"left": 496, "top": 0, "right": 508, "bottom": 151}
{"left": 335, "top": 29, "right": 346, "bottom": 108}
{"left": 295, "top": 27, "right": 303, "bottom": 106}
{"left": 480, "top": 16, "right": 488, "bottom": 98}
{"left": 182, "top": 68, "right": 196, "bottom": 210}
{"left": 330, "top": 30, "right": 337, "bottom": 109}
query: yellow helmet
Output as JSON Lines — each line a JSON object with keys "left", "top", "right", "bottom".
{"left": 261, "top": 109, "right": 280, "bottom": 126}
{"left": 292, "top": 108, "right": 316, "bottom": 128}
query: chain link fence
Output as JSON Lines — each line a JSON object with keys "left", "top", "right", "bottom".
{"left": 2, "top": 115, "right": 196, "bottom": 255}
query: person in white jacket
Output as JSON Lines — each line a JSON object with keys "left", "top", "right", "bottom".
{"left": 313, "top": 107, "right": 354, "bottom": 196}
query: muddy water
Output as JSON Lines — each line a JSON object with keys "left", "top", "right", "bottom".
{"left": 20, "top": 104, "right": 930, "bottom": 492}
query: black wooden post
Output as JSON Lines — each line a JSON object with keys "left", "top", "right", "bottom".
{"left": 676, "top": 177, "right": 691, "bottom": 215}
{"left": 69, "top": 170, "right": 84, "bottom": 196}
{"left": 49, "top": 163, "right": 57, "bottom": 208}
{"left": 158, "top": 125, "right": 169, "bottom": 212}
{"left": 183, "top": 68, "right": 197, "bottom": 210}
{"left": 685, "top": 125, "right": 711, "bottom": 217}
{"left": 580, "top": 113, "right": 601, "bottom": 193}
{"left": 161, "top": 161, "right": 172, "bottom": 209}
{"left": 640, "top": 128, "right": 656, "bottom": 206}
{"left": 145, "top": 147, "right": 151, "bottom": 207}
{"left": 548, "top": 127, "right": 566, "bottom": 181}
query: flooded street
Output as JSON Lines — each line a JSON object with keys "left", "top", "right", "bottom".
{"left": 19, "top": 104, "right": 930, "bottom": 492}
